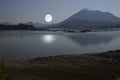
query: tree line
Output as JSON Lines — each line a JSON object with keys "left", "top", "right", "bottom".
{"left": 0, "top": 24, "right": 36, "bottom": 30}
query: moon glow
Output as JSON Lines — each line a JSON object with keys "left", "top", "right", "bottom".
{"left": 45, "top": 14, "right": 53, "bottom": 22}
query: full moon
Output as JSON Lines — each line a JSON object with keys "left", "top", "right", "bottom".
{"left": 45, "top": 14, "right": 53, "bottom": 22}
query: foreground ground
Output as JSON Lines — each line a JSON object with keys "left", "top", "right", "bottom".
{"left": 1, "top": 50, "right": 120, "bottom": 80}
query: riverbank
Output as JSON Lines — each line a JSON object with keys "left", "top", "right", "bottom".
{"left": 1, "top": 50, "right": 120, "bottom": 80}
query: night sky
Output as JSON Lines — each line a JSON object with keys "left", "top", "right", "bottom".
{"left": 0, "top": 0, "right": 120, "bottom": 24}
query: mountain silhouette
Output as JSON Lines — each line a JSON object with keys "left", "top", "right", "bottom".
{"left": 68, "top": 9, "right": 120, "bottom": 22}
{"left": 56, "top": 9, "right": 120, "bottom": 29}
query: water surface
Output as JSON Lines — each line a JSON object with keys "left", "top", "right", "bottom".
{"left": 0, "top": 30, "right": 120, "bottom": 59}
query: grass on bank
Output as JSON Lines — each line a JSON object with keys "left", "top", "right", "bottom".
{"left": 0, "top": 61, "right": 7, "bottom": 80}
{"left": 1, "top": 50, "right": 120, "bottom": 80}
